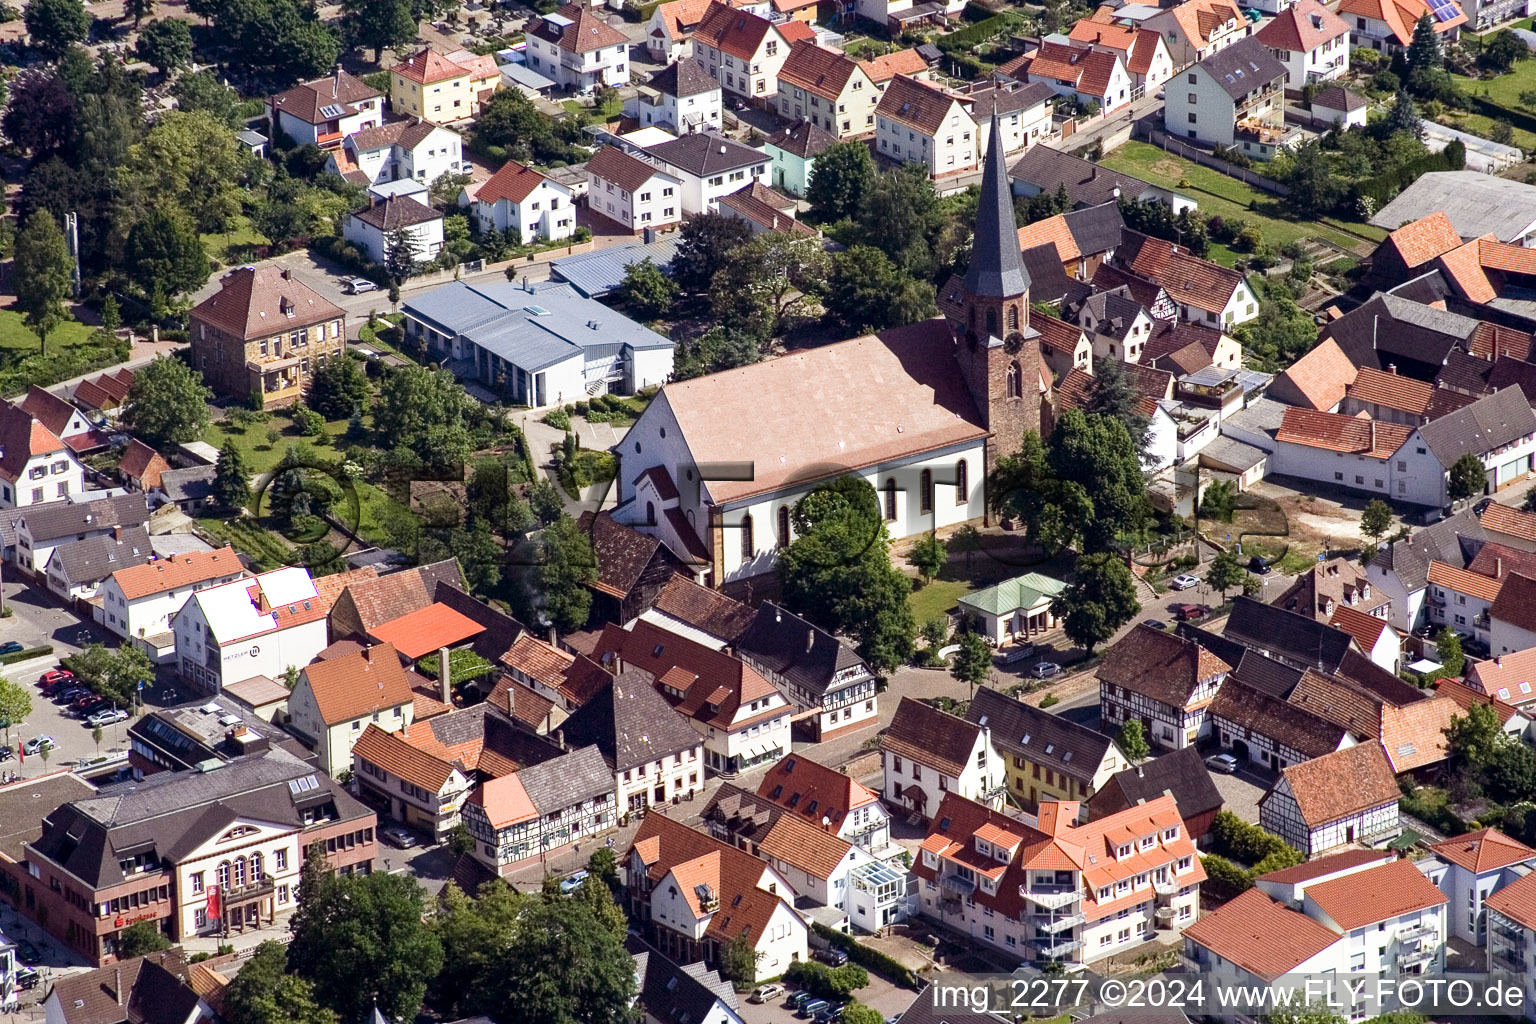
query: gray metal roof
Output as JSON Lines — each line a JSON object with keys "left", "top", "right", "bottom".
{"left": 1417, "top": 385, "right": 1536, "bottom": 467}
{"left": 1199, "top": 435, "right": 1267, "bottom": 473}
{"left": 550, "top": 236, "right": 682, "bottom": 297}
{"left": 48, "top": 525, "right": 152, "bottom": 585}
{"left": 964, "top": 113, "right": 1030, "bottom": 301}
{"left": 1221, "top": 395, "right": 1288, "bottom": 439}
{"left": 1370, "top": 171, "right": 1536, "bottom": 242}
{"left": 499, "top": 62, "right": 557, "bottom": 91}
{"left": 403, "top": 279, "right": 670, "bottom": 374}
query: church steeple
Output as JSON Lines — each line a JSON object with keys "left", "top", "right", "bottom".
{"left": 963, "top": 112, "right": 1030, "bottom": 302}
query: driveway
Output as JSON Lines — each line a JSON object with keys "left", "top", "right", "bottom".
{"left": 1207, "top": 760, "right": 1273, "bottom": 824}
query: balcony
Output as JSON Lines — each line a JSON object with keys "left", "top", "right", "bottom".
{"left": 1030, "top": 912, "right": 1085, "bottom": 933}
{"left": 1156, "top": 905, "right": 1179, "bottom": 926}
{"left": 1395, "top": 946, "right": 1436, "bottom": 970}
{"left": 1020, "top": 885, "right": 1081, "bottom": 909}
{"left": 941, "top": 873, "right": 976, "bottom": 896}
{"left": 1033, "top": 936, "right": 1084, "bottom": 958}
{"left": 1491, "top": 923, "right": 1526, "bottom": 948}
{"left": 220, "top": 875, "right": 277, "bottom": 904}
{"left": 1492, "top": 948, "right": 1525, "bottom": 973}
{"left": 1397, "top": 921, "right": 1436, "bottom": 942}
{"left": 1153, "top": 877, "right": 1179, "bottom": 897}
{"left": 1474, "top": 612, "right": 1491, "bottom": 630}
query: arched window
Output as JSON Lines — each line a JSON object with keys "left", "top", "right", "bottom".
{"left": 920, "top": 469, "right": 933, "bottom": 515}
{"left": 1007, "top": 305, "right": 1019, "bottom": 331}
{"left": 1006, "top": 361, "right": 1022, "bottom": 399}
{"left": 986, "top": 308, "right": 998, "bottom": 336}
{"left": 883, "top": 480, "right": 897, "bottom": 521}
{"left": 646, "top": 501, "right": 655, "bottom": 525}
{"left": 233, "top": 857, "right": 246, "bottom": 888}
{"left": 777, "top": 505, "right": 790, "bottom": 548}
{"left": 250, "top": 852, "right": 263, "bottom": 881}
{"left": 741, "top": 513, "right": 754, "bottom": 562}
{"left": 216, "top": 862, "right": 230, "bottom": 889}
{"left": 955, "top": 459, "right": 968, "bottom": 505}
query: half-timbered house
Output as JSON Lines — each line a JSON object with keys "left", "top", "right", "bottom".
{"left": 1259, "top": 743, "right": 1401, "bottom": 855}
{"left": 1098, "top": 625, "right": 1231, "bottom": 751}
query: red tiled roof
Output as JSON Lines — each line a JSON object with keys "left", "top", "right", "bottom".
{"left": 1099, "top": 624, "right": 1230, "bottom": 710}
{"left": 1482, "top": 501, "right": 1536, "bottom": 542}
{"left": 1327, "top": 604, "right": 1390, "bottom": 653}
{"left": 109, "top": 547, "right": 241, "bottom": 601}
{"left": 1427, "top": 559, "right": 1503, "bottom": 602}
{"left": 596, "top": 619, "right": 780, "bottom": 731}
{"left": 778, "top": 40, "right": 862, "bottom": 99}
{"left": 1275, "top": 338, "right": 1356, "bottom": 411}
{"left": 1017, "top": 215, "right": 1080, "bottom": 263}
{"left": 629, "top": 812, "right": 790, "bottom": 945}
{"left": 859, "top": 48, "right": 928, "bottom": 82}
{"left": 1468, "top": 321, "right": 1535, "bottom": 361}
{"left": 391, "top": 48, "right": 477, "bottom": 85}
{"left": 301, "top": 644, "right": 414, "bottom": 725}
{"left": 118, "top": 439, "right": 169, "bottom": 491}
{"left": 1121, "top": 232, "right": 1245, "bottom": 314}
{"left": 351, "top": 723, "right": 458, "bottom": 793}
{"left": 1384, "top": 211, "right": 1462, "bottom": 269}
{"left": 1466, "top": 638, "right": 1536, "bottom": 704}
{"left": 18, "top": 385, "right": 82, "bottom": 439}
{"left": 0, "top": 402, "right": 67, "bottom": 483}
{"left": 1276, "top": 407, "right": 1412, "bottom": 459}
{"left": 1379, "top": 696, "right": 1457, "bottom": 772}
{"left": 1434, "top": 676, "right": 1523, "bottom": 724}
{"left": 1430, "top": 828, "right": 1536, "bottom": 874}
{"left": 1436, "top": 236, "right": 1497, "bottom": 304}
{"left": 476, "top": 160, "right": 557, "bottom": 205}
{"left": 1304, "top": 858, "right": 1448, "bottom": 930}
{"left": 875, "top": 74, "right": 967, "bottom": 136}
{"left": 1184, "top": 888, "right": 1340, "bottom": 978}
{"left": 755, "top": 753, "right": 877, "bottom": 831}
{"left": 1255, "top": 0, "right": 1349, "bottom": 52}
{"left": 778, "top": 20, "right": 814, "bottom": 44}
{"left": 1485, "top": 869, "right": 1536, "bottom": 930}
{"left": 1255, "top": 848, "right": 1395, "bottom": 884}
{"left": 1022, "top": 41, "right": 1121, "bottom": 99}
{"left": 1339, "top": 0, "right": 1464, "bottom": 44}
{"left": 1276, "top": 743, "right": 1398, "bottom": 827}
{"left": 269, "top": 71, "right": 381, "bottom": 125}
{"left": 531, "top": 4, "right": 630, "bottom": 53}
{"left": 694, "top": 1, "right": 780, "bottom": 62}
{"left": 1346, "top": 367, "right": 1435, "bottom": 417}
{"left": 1161, "top": 0, "right": 1244, "bottom": 49}
{"left": 369, "top": 602, "right": 485, "bottom": 660}
{"left": 191, "top": 266, "right": 343, "bottom": 340}
{"left": 718, "top": 185, "right": 816, "bottom": 237}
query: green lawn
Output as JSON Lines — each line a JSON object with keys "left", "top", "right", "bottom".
{"left": 563, "top": 96, "right": 624, "bottom": 119}
{"left": 1439, "top": 109, "right": 1536, "bottom": 149}
{"left": 205, "top": 408, "right": 362, "bottom": 476}
{"left": 1452, "top": 57, "right": 1536, "bottom": 107}
{"left": 910, "top": 577, "right": 973, "bottom": 623}
{"left": 0, "top": 308, "right": 96, "bottom": 355}
{"left": 201, "top": 215, "right": 269, "bottom": 266}
{"left": 1100, "top": 141, "right": 1387, "bottom": 265}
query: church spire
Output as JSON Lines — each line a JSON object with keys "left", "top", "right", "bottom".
{"left": 963, "top": 112, "right": 1030, "bottom": 300}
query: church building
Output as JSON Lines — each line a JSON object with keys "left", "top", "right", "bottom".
{"left": 611, "top": 115, "right": 1046, "bottom": 585}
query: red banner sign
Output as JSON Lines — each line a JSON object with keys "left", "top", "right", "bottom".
{"left": 206, "top": 884, "right": 221, "bottom": 920}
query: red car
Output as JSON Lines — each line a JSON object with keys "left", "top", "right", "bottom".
{"left": 38, "top": 669, "right": 74, "bottom": 690}
{"left": 1173, "top": 603, "right": 1212, "bottom": 622}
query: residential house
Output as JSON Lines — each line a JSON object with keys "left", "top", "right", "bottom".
{"left": 1164, "top": 37, "right": 1290, "bottom": 159}
{"left": 1270, "top": 406, "right": 1415, "bottom": 500}
{"left": 580, "top": 511, "right": 687, "bottom": 625}
{"left": 42, "top": 950, "right": 222, "bottom": 1024}
{"left": 1339, "top": 367, "right": 1470, "bottom": 426}
{"left": 764, "top": 119, "right": 836, "bottom": 196}
{"left": 462, "top": 744, "right": 617, "bottom": 872}
{"left": 189, "top": 266, "right": 347, "bottom": 410}
{"left": 117, "top": 440, "right": 169, "bottom": 494}
{"left": 915, "top": 794, "right": 1204, "bottom": 965}
{"left": 636, "top": 574, "right": 757, "bottom": 649}
{"left": 153, "top": 467, "right": 218, "bottom": 514}
{"left": 1018, "top": 202, "right": 1126, "bottom": 284}
{"left": 956, "top": 572, "right": 1067, "bottom": 645}
{"left": 325, "top": 120, "right": 465, "bottom": 187}
{"left": 586, "top": 145, "right": 684, "bottom": 232}
{"left": 342, "top": 195, "right": 444, "bottom": 265}
{"left": 1256, "top": 0, "right": 1351, "bottom": 89}
{"left": 874, "top": 74, "right": 979, "bottom": 177}
{"left": 45, "top": 525, "right": 152, "bottom": 603}
{"left": 1068, "top": 20, "right": 1173, "bottom": 95}
{"left": 733, "top": 602, "right": 879, "bottom": 741}
{"left": 1143, "top": 319, "right": 1243, "bottom": 374}
{"left": 625, "top": 812, "right": 809, "bottom": 981}
{"left": 71, "top": 368, "right": 135, "bottom": 420}
{"left": 288, "top": 643, "right": 417, "bottom": 776}
{"left": 1208, "top": 677, "right": 1356, "bottom": 772}
{"left": 1116, "top": 231, "right": 1258, "bottom": 326}
{"left": 1391, "top": 386, "right": 1536, "bottom": 508}
{"left": 401, "top": 277, "right": 673, "bottom": 406}
{"left": 691, "top": 2, "right": 792, "bottom": 105}
{"left": 858, "top": 48, "right": 932, "bottom": 90}
{"left": 1329, "top": 603, "right": 1402, "bottom": 674}
{"left": 646, "top": 0, "right": 714, "bottom": 61}
{"left": 1492, "top": 573, "right": 1536, "bottom": 658}
{"left": 701, "top": 783, "right": 907, "bottom": 931}
{"left": 1423, "top": 556, "right": 1508, "bottom": 651}
{"left": 644, "top": 133, "right": 771, "bottom": 215}
{"left": 1418, "top": 828, "right": 1536, "bottom": 945}
{"left": 968, "top": 80, "right": 1057, "bottom": 156}
{"left": 776, "top": 42, "right": 878, "bottom": 139}
{"left": 1259, "top": 742, "right": 1401, "bottom": 855}
{"left": 880, "top": 696, "right": 1004, "bottom": 819}
{"left": 16, "top": 494, "right": 148, "bottom": 576}
{"left": 1369, "top": 213, "right": 1468, "bottom": 293}
{"left": 1484, "top": 871, "right": 1536, "bottom": 1010}
{"left": 1340, "top": 0, "right": 1465, "bottom": 51}
{"left": 1366, "top": 506, "right": 1486, "bottom": 633}
{"left": 1070, "top": 289, "right": 1157, "bottom": 363}
{"left": 1436, "top": 676, "right": 1532, "bottom": 738}
{"left": 389, "top": 47, "right": 500, "bottom": 124}
{"left": 324, "top": 560, "right": 462, "bottom": 641}
{"left": 628, "top": 936, "right": 746, "bottom": 1024}
{"left": 557, "top": 660, "right": 706, "bottom": 817}
{"left": 267, "top": 71, "right": 384, "bottom": 149}
{"left": 966, "top": 687, "right": 1129, "bottom": 812}
{"left": 1310, "top": 84, "right": 1369, "bottom": 127}
{"left": 1483, "top": 501, "right": 1536, "bottom": 553}
{"left": 98, "top": 547, "right": 245, "bottom": 661}
{"left": 627, "top": 58, "right": 723, "bottom": 135}
{"left": 1010, "top": 145, "right": 1197, "bottom": 213}
{"left": 527, "top": 5, "right": 630, "bottom": 94}
{"left": 460, "top": 159, "right": 576, "bottom": 243}
{"left": 1098, "top": 624, "right": 1232, "bottom": 751}
{"left": 596, "top": 620, "right": 791, "bottom": 776}
{"left": 717, "top": 182, "right": 814, "bottom": 237}
{"left": 1011, "top": 41, "right": 1133, "bottom": 114}
{"left": 0, "top": 402, "right": 85, "bottom": 509}
{"left": 18, "top": 385, "right": 100, "bottom": 454}
{"left": 1086, "top": 745, "right": 1224, "bottom": 844}
{"left": 753, "top": 752, "right": 892, "bottom": 853}
{"left": 1467, "top": 640, "right": 1536, "bottom": 705}
{"left": 1143, "top": 0, "right": 1254, "bottom": 68}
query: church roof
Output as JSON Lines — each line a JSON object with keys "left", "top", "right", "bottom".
{"left": 963, "top": 113, "right": 1030, "bottom": 303}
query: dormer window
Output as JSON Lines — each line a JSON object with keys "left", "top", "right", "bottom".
{"left": 1118, "top": 844, "right": 1131, "bottom": 858}
{"left": 1163, "top": 827, "right": 1178, "bottom": 841}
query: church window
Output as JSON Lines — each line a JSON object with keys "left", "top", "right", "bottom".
{"left": 883, "top": 480, "right": 897, "bottom": 521}
{"left": 777, "top": 506, "right": 790, "bottom": 548}
{"left": 1006, "top": 361, "right": 1022, "bottom": 399}
{"left": 986, "top": 308, "right": 998, "bottom": 336}
{"left": 741, "top": 513, "right": 754, "bottom": 561}
{"left": 646, "top": 502, "right": 656, "bottom": 525}
{"left": 1007, "top": 305, "right": 1019, "bottom": 331}
{"left": 956, "top": 460, "right": 968, "bottom": 505}
{"left": 920, "top": 470, "right": 933, "bottom": 515}
{"left": 634, "top": 442, "right": 642, "bottom": 454}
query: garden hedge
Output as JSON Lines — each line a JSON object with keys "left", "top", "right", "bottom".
{"left": 813, "top": 923, "right": 920, "bottom": 990}
{"left": 0, "top": 645, "right": 53, "bottom": 666}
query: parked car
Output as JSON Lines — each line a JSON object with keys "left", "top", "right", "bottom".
{"left": 54, "top": 686, "right": 88, "bottom": 702}
{"left": 15, "top": 966, "right": 37, "bottom": 990}
{"left": 39, "top": 669, "right": 74, "bottom": 689}
{"left": 1173, "top": 604, "right": 1212, "bottom": 622}
{"left": 380, "top": 825, "right": 418, "bottom": 849}
{"left": 750, "top": 984, "right": 786, "bottom": 1004}
{"left": 22, "top": 737, "right": 54, "bottom": 756}
{"left": 1143, "top": 619, "right": 1168, "bottom": 631}
{"left": 15, "top": 940, "right": 39, "bottom": 964}
{"left": 1205, "top": 753, "right": 1239, "bottom": 774}
{"left": 559, "top": 870, "right": 589, "bottom": 894}
{"left": 1033, "top": 662, "right": 1062, "bottom": 679}
{"left": 1248, "top": 556, "right": 1271, "bottom": 575}
{"left": 814, "top": 947, "right": 848, "bottom": 967}
{"left": 798, "top": 1001, "right": 830, "bottom": 1020}
{"left": 788, "top": 993, "right": 817, "bottom": 1011}
{"left": 87, "top": 708, "right": 128, "bottom": 727}
{"left": 1475, "top": 497, "right": 1493, "bottom": 515}
{"left": 0, "top": 641, "right": 24, "bottom": 656}
{"left": 1171, "top": 574, "right": 1200, "bottom": 590}
{"left": 343, "top": 278, "right": 378, "bottom": 294}
{"left": 0, "top": 747, "right": 14, "bottom": 762}
{"left": 814, "top": 1006, "right": 845, "bottom": 1024}
{"left": 73, "top": 693, "right": 107, "bottom": 710}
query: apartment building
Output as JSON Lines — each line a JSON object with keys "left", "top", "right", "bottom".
{"left": 775, "top": 42, "right": 878, "bottom": 139}
{"left": 691, "top": 2, "right": 792, "bottom": 105}
{"left": 1418, "top": 828, "right": 1536, "bottom": 945}
{"left": 881, "top": 697, "right": 1004, "bottom": 820}
{"left": 586, "top": 146, "right": 684, "bottom": 233}
{"left": 389, "top": 47, "right": 500, "bottom": 124}
{"left": 1164, "top": 37, "right": 1291, "bottom": 159}
{"left": 874, "top": 74, "right": 978, "bottom": 176}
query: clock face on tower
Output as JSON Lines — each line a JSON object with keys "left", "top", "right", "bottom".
{"left": 1004, "top": 331, "right": 1027, "bottom": 355}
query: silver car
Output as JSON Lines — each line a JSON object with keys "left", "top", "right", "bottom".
{"left": 380, "top": 825, "right": 419, "bottom": 849}
{"left": 1033, "top": 662, "right": 1063, "bottom": 679}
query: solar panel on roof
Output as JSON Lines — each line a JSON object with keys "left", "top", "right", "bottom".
{"left": 319, "top": 104, "right": 344, "bottom": 119}
{"left": 1427, "top": 0, "right": 1458, "bottom": 20}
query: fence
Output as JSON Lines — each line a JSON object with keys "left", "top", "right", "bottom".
{"left": 1139, "top": 126, "right": 1292, "bottom": 197}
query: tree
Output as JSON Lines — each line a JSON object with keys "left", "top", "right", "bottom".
{"left": 512, "top": 515, "right": 596, "bottom": 631}
{"left": 136, "top": 17, "right": 193, "bottom": 73}
{"left": 172, "top": 71, "right": 242, "bottom": 127}
{"left": 1199, "top": 480, "right": 1236, "bottom": 523}
{"left": 1436, "top": 626, "right": 1466, "bottom": 678}
{"left": 1448, "top": 452, "right": 1486, "bottom": 504}
{"left": 0, "top": 680, "right": 31, "bottom": 740}
{"left": 529, "top": 479, "right": 563, "bottom": 526}
{"left": 1281, "top": 141, "right": 1343, "bottom": 218}
{"left": 857, "top": 163, "right": 942, "bottom": 277}
{"left": 806, "top": 139, "right": 877, "bottom": 223}
{"left": 671, "top": 211, "right": 752, "bottom": 292}
{"left": 1117, "top": 718, "right": 1150, "bottom": 763}
{"left": 1406, "top": 14, "right": 1442, "bottom": 75}
{"left": 618, "top": 257, "right": 679, "bottom": 320}
{"left": 906, "top": 531, "right": 946, "bottom": 584}
{"left": 1384, "top": 90, "right": 1424, "bottom": 141}
{"left": 718, "top": 931, "right": 764, "bottom": 990}
{"left": 950, "top": 631, "right": 993, "bottom": 697}
{"left": 1048, "top": 409, "right": 1151, "bottom": 551}
{"left": 308, "top": 354, "right": 371, "bottom": 419}
{"left": 13, "top": 211, "right": 72, "bottom": 357}
{"left": 119, "top": 920, "right": 171, "bottom": 957}
{"left": 225, "top": 941, "right": 337, "bottom": 1024}
{"left": 842, "top": 1005, "right": 883, "bottom": 1024}
{"left": 1086, "top": 358, "right": 1153, "bottom": 468}
{"left": 341, "top": 0, "right": 416, "bottom": 62}
{"left": 588, "top": 846, "right": 620, "bottom": 892}
{"left": 778, "top": 475, "right": 915, "bottom": 673}
{"left": 710, "top": 231, "right": 830, "bottom": 340}
{"left": 824, "top": 245, "right": 938, "bottom": 334}
{"left": 24, "top": 0, "right": 90, "bottom": 59}
{"left": 1480, "top": 30, "right": 1529, "bottom": 73}
{"left": 213, "top": 440, "right": 250, "bottom": 512}
{"left": 672, "top": 324, "right": 762, "bottom": 381}
{"left": 122, "top": 357, "right": 213, "bottom": 447}
{"left": 2, "top": 69, "right": 77, "bottom": 159}
{"left": 123, "top": 0, "right": 154, "bottom": 25}
{"left": 1361, "top": 499, "right": 1394, "bottom": 544}
{"left": 1205, "top": 549, "right": 1246, "bottom": 598}
{"left": 121, "top": 110, "right": 246, "bottom": 234}
{"left": 1050, "top": 552, "right": 1140, "bottom": 654}
{"left": 125, "top": 206, "right": 208, "bottom": 299}
{"left": 1445, "top": 701, "right": 1502, "bottom": 768}
{"left": 384, "top": 227, "right": 420, "bottom": 288}
{"left": 374, "top": 363, "right": 474, "bottom": 464}
{"left": 289, "top": 871, "right": 444, "bottom": 1024}
{"left": 444, "top": 823, "right": 475, "bottom": 857}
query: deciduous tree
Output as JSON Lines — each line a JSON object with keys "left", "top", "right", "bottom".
{"left": 671, "top": 211, "right": 752, "bottom": 291}
{"left": 906, "top": 531, "right": 946, "bottom": 584}
{"left": 1448, "top": 452, "right": 1486, "bottom": 504}
{"left": 24, "top": 0, "right": 90, "bottom": 59}
{"left": 2, "top": 69, "right": 76, "bottom": 159}
{"left": 618, "top": 256, "right": 679, "bottom": 319}
{"left": 950, "top": 631, "right": 993, "bottom": 697}
{"left": 719, "top": 931, "right": 763, "bottom": 990}
{"left": 1204, "top": 549, "right": 1245, "bottom": 598}
{"left": 13, "top": 211, "right": 72, "bottom": 357}
{"left": 1117, "top": 718, "right": 1150, "bottom": 762}
{"left": 824, "top": 244, "right": 938, "bottom": 334}
{"left": 0, "top": 680, "right": 32, "bottom": 740}
{"left": 511, "top": 515, "right": 596, "bottom": 630}
{"left": 135, "top": 17, "right": 193, "bottom": 73}
{"left": 122, "top": 0, "right": 154, "bottom": 26}
{"left": 1086, "top": 358, "right": 1153, "bottom": 467}
{"left": 125, "top": 206, "right": 208, "bottom": 299}
{"left": 122, "top": 356, "right": 213, "bottom": 447}
{"left": 710, "top": 231, "right": 830, "bottom": 340}
{"left": 806, "top": 139, "right": 876, "bottom": 223}
{"left": 118, "top": 920, "right": 171, "bottom": 957}
{"left": 1050, "top": 552, "right": 1139, "bottom": 654}
{"left": 1048, "top": 409, "right": 1151, "bottom": 551}
{"left": 341, "top": 0, "right": 416, "bottom": 62}
{"left": 857, "top": 163, "right": 942, "bottom": 277}
{"left": 224, "top": 941, "right": 337, "bottom": 1024}
{"left": 1361, "top": 498, "right": 1394, "bottom": 544}
{"left": 1436, "top": 626, "right": 1466, "bottom": 678}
